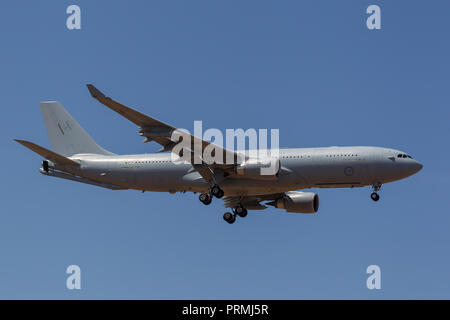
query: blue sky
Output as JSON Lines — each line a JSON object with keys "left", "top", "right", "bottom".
{"left": 0, "top": 0, "right": 449, "bottom": 299}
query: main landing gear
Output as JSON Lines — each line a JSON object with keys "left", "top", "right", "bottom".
{"left": 234, "top": 205, "right": 248, "bottom": 218}
{"left": 223, "top": 212, "right": 236, "bottom": 224}
{"left": 210, "top": 184, "right": 224, "bottom": 198}
{"left": 199, "top": 184, "right": 224, "bottom": 205}
{"left": 199, "top": 193, "right": 212, "bottom": 205}
{"left": 223, "top": 205, "right": 248, "bottom": 224}
{"left": 199, "top": 185, "right": 247, "bottom": 224}
{"left": 371, "top": 183, "right": 381, "bottom": 202}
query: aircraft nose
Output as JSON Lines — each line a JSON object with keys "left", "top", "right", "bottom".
{"left": 410, "top": 160, "right": 423, "bottom": 174}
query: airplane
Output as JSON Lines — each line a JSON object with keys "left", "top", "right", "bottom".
{"left": 15, "top": 85, "right": 423, "bottom": 224}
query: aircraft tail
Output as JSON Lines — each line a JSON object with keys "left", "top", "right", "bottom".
{"left": 40, "top": 101, "right": 114, "bottom": 157}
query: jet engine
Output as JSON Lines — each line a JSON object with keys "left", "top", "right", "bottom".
{"left": 269, "top": 191, "right": 319, "bottom": 213}
{"left": 236, "top": 157, "right": 280, "bottom": 180}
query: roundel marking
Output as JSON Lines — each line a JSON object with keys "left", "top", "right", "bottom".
{"left": 344, "top": 166, "right": 354, "bottom": 176}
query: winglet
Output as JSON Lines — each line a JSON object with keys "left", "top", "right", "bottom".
{"left": 15, "top": 139, "right": 80, "bottom": 167}
{"left": 86, "top": 84, "right": 106, "bottom": 99}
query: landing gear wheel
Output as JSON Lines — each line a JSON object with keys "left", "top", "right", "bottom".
{"left": 199, "top": 193, "right": 212, "bottom": 205}
{"left": 211, "top": 185, "right": 224, "bottom": 199}
{"left": 371, "top": 192, "right": 380, "bottom": 202}
{"left": 234, "top": 206, "right": 248, "bottom": 218}
{"left": 223, "top": 212, "right": 236, "bottom": 224}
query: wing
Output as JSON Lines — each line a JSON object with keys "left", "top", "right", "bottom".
{"left": 223, "top": 193, "right": 285, "bottom": 210}
{"left": 87, "top": 84, "right": 242, "bottom": 183}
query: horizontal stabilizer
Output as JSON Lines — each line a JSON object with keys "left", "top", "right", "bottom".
{"left": 15, "top": 139, "right": 80, "bottom": 167}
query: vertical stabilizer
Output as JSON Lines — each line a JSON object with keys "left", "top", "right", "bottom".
{"left": 40, "top": 101, "right": 114, "bottom": 157}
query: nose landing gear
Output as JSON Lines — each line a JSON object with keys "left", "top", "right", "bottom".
{"left": 371, "top": 183, "right": 381, "bottom": 202}
{"left": 371, "top": 192, "right": 380, "bottom": 202}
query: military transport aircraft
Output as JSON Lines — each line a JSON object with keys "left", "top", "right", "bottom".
{"left": 15, "top": 85, "right": 423, "bottom": 224}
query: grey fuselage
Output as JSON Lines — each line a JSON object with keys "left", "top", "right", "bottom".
{"left": 58, "top": 146, "right": 422, "bottom": 196}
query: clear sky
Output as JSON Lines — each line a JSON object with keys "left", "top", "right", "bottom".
{"left": 0, "top": 0, "right": 448, "bottom": 299}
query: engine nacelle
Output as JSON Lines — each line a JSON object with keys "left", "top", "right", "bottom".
{"left": 273, "top": 191, "right": 319, "bottom": 213}
{"left": 236, "top": 157, "right": 280, "bottom": 180}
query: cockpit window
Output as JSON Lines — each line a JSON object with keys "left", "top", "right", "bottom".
{"left": 397, "top": 153, "right": 413, "bottom": 159}
{"left": 396, "top": 153, "right": 414, "bottom": 159}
